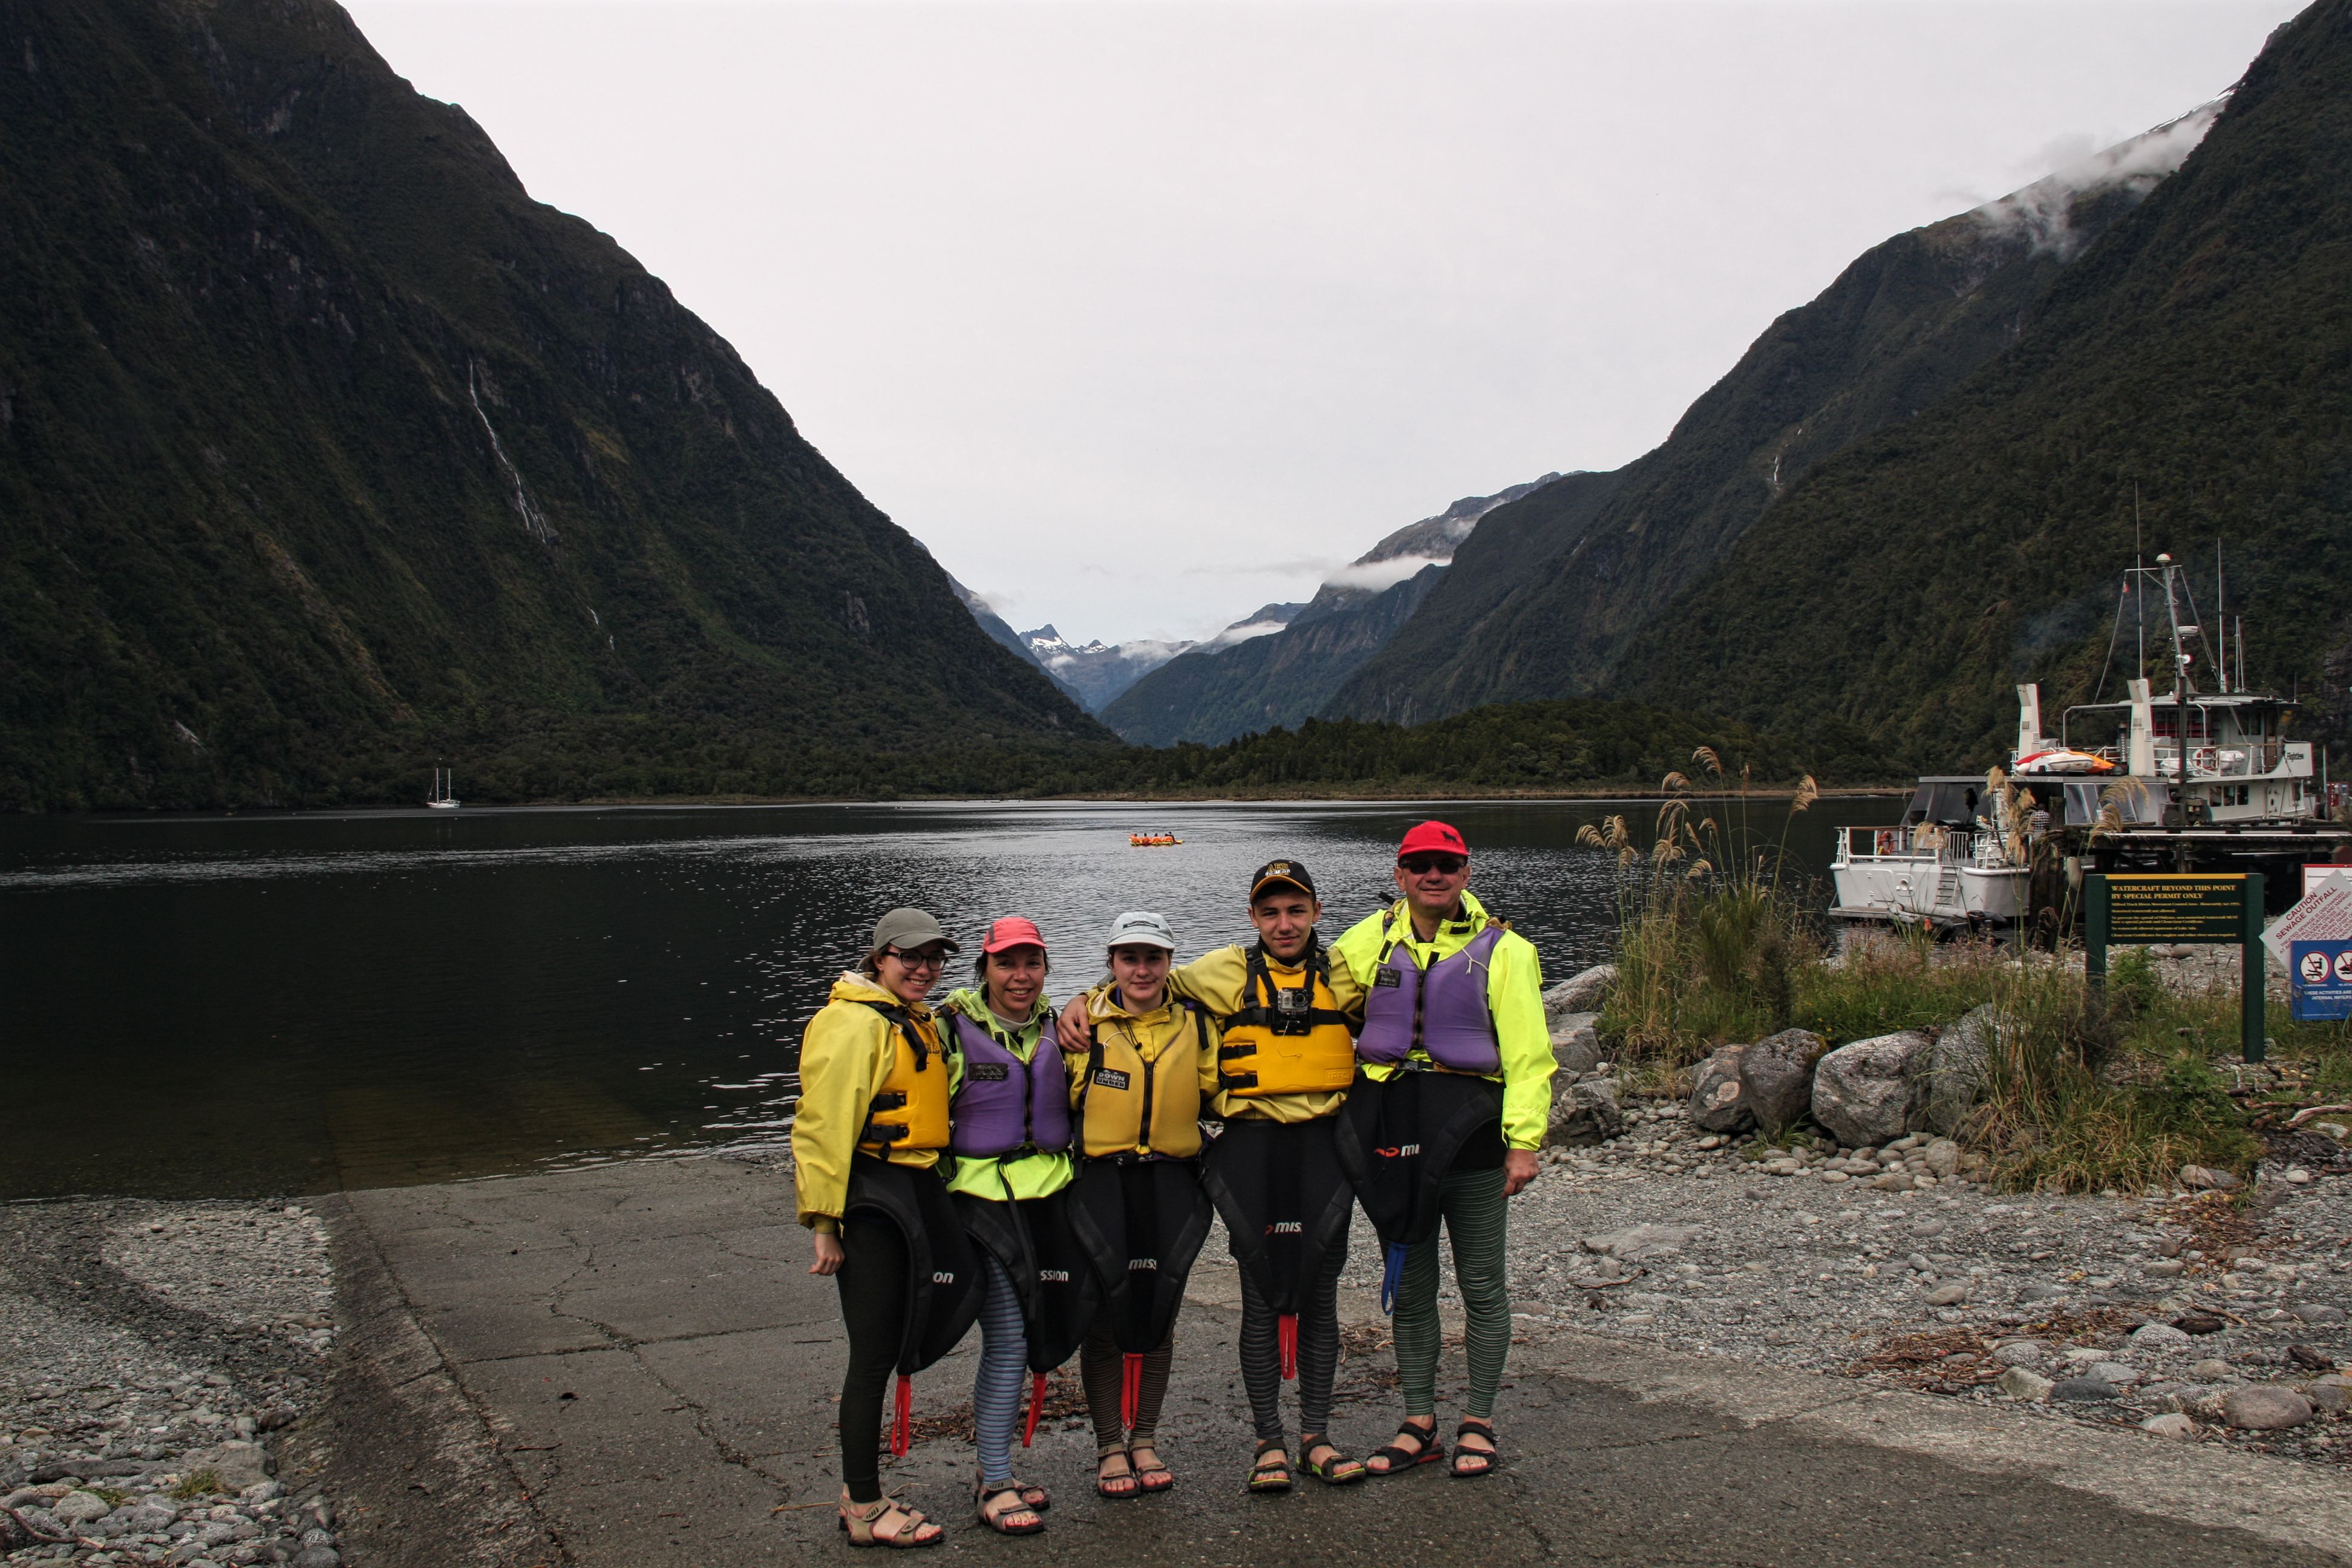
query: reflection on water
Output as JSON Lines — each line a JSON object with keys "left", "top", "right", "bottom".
{"left": 0, "top": 796, "right": 1886, "bottom": 1198}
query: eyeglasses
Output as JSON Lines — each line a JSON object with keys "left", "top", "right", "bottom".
{"left": 884, "top": 946, "right": 947, "bottom": 971}
{"left": 1398, "top": 854, "right": 1467, "bottom": 875}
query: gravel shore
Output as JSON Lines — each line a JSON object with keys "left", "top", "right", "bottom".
{"left": 1338, "top": 1096, "right": 2352, "bottom": 1465}
{"left": 1, "top": 1201, "right": 348, "bottom": 1567}
{"left": 5, "top": 1119, "right": 2344, "bottom": 1568}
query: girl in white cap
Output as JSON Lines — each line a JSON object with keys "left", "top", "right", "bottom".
{"left": 1063, "top": 912, "right": 1218, "bottom": 1500}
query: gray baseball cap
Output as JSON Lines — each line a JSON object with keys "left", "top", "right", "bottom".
{"left": 1104, "top": 910, "right": 1176, "bottom": 951}
{"left": 871, "top": 907, "right": 959, "bottom": 955}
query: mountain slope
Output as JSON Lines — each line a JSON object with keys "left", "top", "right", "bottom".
{"left": 951, "top": 576, "right": 1085, "bottom": 704}
{"left": 1330, "top": 107, "right": 2222, "bottom": 726}
{"left": 1323, "top": 469, "right": 1630, "bottom": 722}
{"left": 0, "top": 0, "right": 1098, "bottom": 809}
{"left": 1102, "top": 477, "right": 1558, "bottom": 744}
{"left": 1620, "top": 0, "right": 2352, "bottom": 768}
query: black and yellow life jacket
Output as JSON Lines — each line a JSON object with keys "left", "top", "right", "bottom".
{"left": 855, "top": 1001, "right": 952, "bottom": 1155}
{"left": 1217, "top": 942, "right": 1356, "bottom": 1099}
{"left": 1077, "top": 1001, "right": 1208, "bottom": 1159}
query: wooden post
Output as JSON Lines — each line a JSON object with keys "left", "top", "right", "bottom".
{"left": 2084, "top": 873, "right": 2109, "bottom": 1007}
{"left": 2243, "top": 872, "right": 2265, "bottom": 1063}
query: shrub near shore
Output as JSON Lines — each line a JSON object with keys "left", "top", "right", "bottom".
{"left": 1584, "top": 754, "right": 2331, "bottom": 1195}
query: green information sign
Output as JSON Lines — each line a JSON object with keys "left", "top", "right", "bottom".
{"left": 2106, "top": 875, "right": 2253, "bottom": 942}
{"left": 2085, "top": 873, "right": 2265, "bottom": 1061}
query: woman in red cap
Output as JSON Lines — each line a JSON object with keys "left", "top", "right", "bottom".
{"left": 938, "top": 916, "right": 1089, "bottom": 1536}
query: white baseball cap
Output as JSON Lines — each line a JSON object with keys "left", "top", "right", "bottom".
{"left": 1104, "top": 910, "right": 1176, "bottom": 952}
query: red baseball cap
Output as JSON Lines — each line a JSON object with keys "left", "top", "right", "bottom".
{"left": 1397, "top": 820, "right": 1469, "bottom": 859}
{"left": 980, "top": 916, "right": 1047, "bottom": 954}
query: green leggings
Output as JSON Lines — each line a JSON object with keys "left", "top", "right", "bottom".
{"left": 1392, "top": 1164, "right": 1510, "bottom": 1420}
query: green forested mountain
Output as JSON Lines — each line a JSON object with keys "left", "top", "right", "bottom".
{"left": 0, "top": 0, "right": 1099, "bottom": 811}
{"left": 1328, "top": 108, "right": 2220, "bottom": 728}
{"left": 1622, "top": 0, "right": 2352, "bottom": 768}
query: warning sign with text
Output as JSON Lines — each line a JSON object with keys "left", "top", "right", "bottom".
{"left": 2105, "top": 875, "right": 2247, "bottom": 944}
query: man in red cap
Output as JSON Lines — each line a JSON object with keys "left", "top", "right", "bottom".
{"left": 1330, "top": 820, "right": 1550, "bottom": 1480}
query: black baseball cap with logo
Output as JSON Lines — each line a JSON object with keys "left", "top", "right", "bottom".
{"left": 1249, "top": 859, "right": 1317, "bottom": 901}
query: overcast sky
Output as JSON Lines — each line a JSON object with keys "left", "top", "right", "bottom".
{"left": 348, "top": 0, "right": 2299, "bottom": 647}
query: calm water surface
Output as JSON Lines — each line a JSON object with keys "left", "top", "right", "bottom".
{"left": 0, "top": 797, "right": 1886, "bottom": 1198}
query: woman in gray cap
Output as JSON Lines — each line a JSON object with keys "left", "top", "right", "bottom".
{"left": 794, "top": 907, "right": 981, "bottom": 1547}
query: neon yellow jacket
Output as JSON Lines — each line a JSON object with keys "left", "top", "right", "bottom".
{"left": 1329, "top": 892, "right": 1553, "bottom": 1151}
{"left": 792, "top": 972, "right": 946, "bottom": 1232}
{"left": 939, "top": 986, "right": 1075, "bottom": 1203}
{"left": 1165, "top": 942, "right": 1361, "bottom": 1123}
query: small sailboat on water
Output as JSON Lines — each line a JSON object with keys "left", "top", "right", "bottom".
{"left": 426, "top": 766, "right": 460, "bottom": 811}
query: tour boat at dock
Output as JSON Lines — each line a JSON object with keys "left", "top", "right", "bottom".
{"left": 1832, "top": 550, "right": 2337, "bottom": 929}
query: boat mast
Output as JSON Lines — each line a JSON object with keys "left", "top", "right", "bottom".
{"left": 2215, "top": 541, "right": 2227, "bottom": 694}
{"left": 2158, "top": 552, "right": 2192, "bottom": 779}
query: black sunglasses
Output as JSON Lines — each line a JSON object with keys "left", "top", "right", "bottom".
{"left": 1398, "top": 854, "right": 1467, "bottom": 875}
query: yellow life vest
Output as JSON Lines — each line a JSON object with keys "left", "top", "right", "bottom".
{"left": 1077, "top": 1003, "right": 1207, "bottom": 1159}
{"left": 855, "top": 1002, "right": 952, "bottom": 1155}
{"left": 1216, "top": 944, "right": 1356, "bottom": 1098}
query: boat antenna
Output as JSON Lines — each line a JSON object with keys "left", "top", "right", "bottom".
{"left": 2092, "top": 576, "right": 2127, "bottom": 704}
{"left": 2213, "top": 541, "right": 2227, "bottom": 694}
{"left": 2134, "top": 485, "right": 2145, "bottom": 687}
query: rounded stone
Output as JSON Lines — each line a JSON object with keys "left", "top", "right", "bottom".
{"left": 2050, "top": 1377, "right": 2120, "bottom": 1402}
{"left": 2220, "top": 1385, "right": 2314, "bottom": 1431}
{"left": 1992, "top": 1340, "right": 2049, "bottom": 1366}
{"left": 2138, "top": 1413, "right": 2195, "bottom": 1439}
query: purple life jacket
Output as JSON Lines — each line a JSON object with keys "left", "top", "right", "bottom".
{"left": 949, "top": 1010, "right": 1071, "bottom": 1158}
{"left": 1356, "top": 923, "right": 1504, "bottom": 1074}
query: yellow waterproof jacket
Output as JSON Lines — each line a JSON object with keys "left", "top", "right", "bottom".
{"left": 1166, "top": 944, "right": 1361, "bottom": 1123}
{"left": 939, "top": 987, "right": 1075, "bottom": 1203}
{"left": 792, "top": 972, "right": 950, "bottom": 1232}
{"left": 1330, "top": 892, "right": 1554, "bottom": 1150}
{"left": 1067, "top": 985, "right": 1220, "bottom": 1158}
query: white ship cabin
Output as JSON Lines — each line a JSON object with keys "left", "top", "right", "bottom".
{"left": 2020, "top": 679, "right": 2318, "bottom": 827}
{"left": 1829, "top": 776, "right": 2030, "bottom": 928}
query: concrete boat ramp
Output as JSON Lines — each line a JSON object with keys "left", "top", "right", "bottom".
{"left": 303, "top": 1156, "right": 2352, "bottom": 1567}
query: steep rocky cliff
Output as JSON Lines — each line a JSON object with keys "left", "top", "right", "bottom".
{"left": 0, "top": 0, "right": 1098, "bottom": 808}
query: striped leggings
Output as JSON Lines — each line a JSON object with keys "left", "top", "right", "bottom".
{"left": 1393, "top": 1165, "right": 1509, "bottom": 1420}
{"left": 972, "top": 1256, "right": 1028, "bottom": 1486}
{"left": 1079, "top": 1318, "right": 1175, "bottom": 1454}
{"left": 1237, "top": 1241, "right": 1347, "bottom": 1442}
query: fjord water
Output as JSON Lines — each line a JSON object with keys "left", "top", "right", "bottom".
{"left": 0, "top": 799, "right": 1882, "bottom": 1198}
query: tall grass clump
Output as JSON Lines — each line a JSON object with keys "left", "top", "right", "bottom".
{"left": 1589, "top": 751, "right": 1815, "bottom": 1074}
{"left": 1972, "top": 963, "right": 2262, "bottom": 1194}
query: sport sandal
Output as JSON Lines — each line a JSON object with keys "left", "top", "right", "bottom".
{"left": 1096, "top": 1446, "right": 1140, "bottom": 1501}
{"left": 837, "top": 1492, "right": 942, "bottom": 1549}
{"left": 1366, "top": 1418, "right": 1442, "bottom": 1475}
{"left": 1246, "top": 1437, "right": 1293, "bottom": 1494}
{"left": 1297, "top": 1433, "right": 1368, "bottom": 1486}
{"left": 1127, "top": 1443, "right": 1174, "bottom": 1494}
{"left": 973, "top": 1477, "right": 1045, "bottom": 1536}
{"left": 1451, "top": 1417, "right": 1498, "bottom": 1479}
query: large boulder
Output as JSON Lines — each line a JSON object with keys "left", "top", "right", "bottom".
{"left": 1811, "top": 1030, "right": 1933, "bottom": 1146}
{"left": 1922, "top": 1005, "right": 2004, "bottom": 1135}
{"left": 1550, "top": 1012, "right": 1602, "bottom": 1077}
{"left": 1544, "top": 964, "right": 1617, "bottom": 1019}
{"left": 1687, "top": 1045, "right": 1752, "bottom": 1132}
{"left": 1548, "top": 1076, "right": 1622, "bottom": 1147}
{"left": 1739, "top": 1028, "right": 1827, "bottom": 1134}
{"left": 182, "top": 1440, "right": 273, "bottom": 1491}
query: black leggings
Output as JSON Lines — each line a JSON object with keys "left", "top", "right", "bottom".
{"left": 834, "top": 1217, "right": 909, "bottom": 1504}
{"left": 1237, "top": 1239, "right": 1347, "bottom": 1442}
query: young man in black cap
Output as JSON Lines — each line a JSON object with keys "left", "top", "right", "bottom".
{"left": 1062, "top": 860, "right": 1369, "bottom": 1489}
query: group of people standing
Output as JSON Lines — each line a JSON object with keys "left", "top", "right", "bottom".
{"left": 791, "top": 820, "right": 1553, "bottom": 1547}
